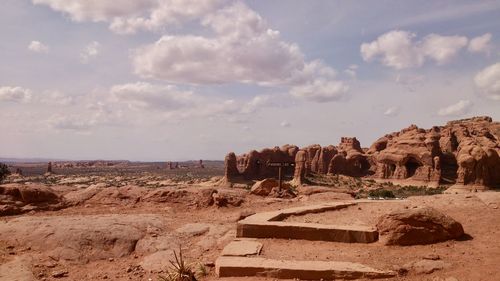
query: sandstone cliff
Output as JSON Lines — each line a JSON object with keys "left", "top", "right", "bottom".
{"left": 223, "top": 116, "right": 500, "bottom": 190}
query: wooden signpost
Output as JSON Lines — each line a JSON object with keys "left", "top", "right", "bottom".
{"left": 266, "top": 161, "right": 295, "bottom": 191}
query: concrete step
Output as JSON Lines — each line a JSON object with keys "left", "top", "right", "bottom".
{"left": 216, "top": 256, "right": 396, "bottom": 279}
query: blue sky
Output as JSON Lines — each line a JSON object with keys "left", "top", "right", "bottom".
{"left": 1, "top": 0, "right": 499, "bottom": 161}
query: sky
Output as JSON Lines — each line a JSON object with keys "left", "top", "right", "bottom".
{"left": 1, "top": 0, "right": 500, "bottom": 161}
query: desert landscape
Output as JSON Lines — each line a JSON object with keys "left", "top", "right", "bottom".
{"left": 1, "top": 116, "right": 499, "bottom": 281}
{"left": 2, "top": 1, "right": 500, "bottom": 280}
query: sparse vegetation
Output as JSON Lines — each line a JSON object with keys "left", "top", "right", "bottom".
{"left": 0, "top": 163, "right": 11, "bottom": 183}
{"left": 368, "top": 189, "right": 396, "bottom": 198}
{"left": 159, "top": 247, "right": 198, "bottom": 281}
{"left": 356, "top": 185, "right": 447, "bottom": 199}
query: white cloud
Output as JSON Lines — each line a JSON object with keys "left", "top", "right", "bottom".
{"left": 383, "top": 106, "right": 399, "bottom": 116}
{"left": 361, "top": 30, "right": 468, "bottom": 69}
{"left": 0, "top": 86, "right": 32, "bottom": 103}
{"left": 110, "top": 82, "right": 197, "bottom": 110}
{"left": 47, "top": 100, "right": 124, "bottom": 132}
{"left": 474, "top": 62, "right": 500, "bottom": 100}
{"left": 110, "top": 82, "right": 242, "bottom": 121}
{"left": 41, "top": 91, "right": 75, "bottom": 105}
{"left": 437, "top": 100, "right": 472, "bottom": 116}
{"left": 241, "top": 95, "right": 272, "bottom": 114}
{"left": 395, "top": 73, "right": 425, "bottom": 92}
{"left": 361, "top": 30, "right": 423, "bottom": 69}
{"left": 28, "top": 40, "right": 49, "bottom": 53}
{"left": 280, "top": 120, "right": 291, "bottom": 127}
{"left": 133, "top": 2, "right": 347, "bottom": 103}
{"left": 47, "top": 115, "right": 95, "bottom": 132}
{"left": 344, "top": 64, "right": 358, "bottom": 79}
{"left": 468, "top": 33, "right": 492, "bottom": 54}
{"left": 133, "top": 3, "right": 305, "bottom": 86}
{"left": 80, "top": 41, "right": 100, "bottom": 63}
{"left": 33, "top": 0, "right": 225, "bottom": 34}
{"left": 420, "top": 34, "right": 468, "bottom": 65}
{"left": 290, "top": 79, "right": 348, "bottom": 102}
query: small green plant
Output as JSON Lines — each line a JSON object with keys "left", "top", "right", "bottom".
{"left": 197, "top": 263, "right": 208, "bottom": 277}
{"left": 0, "top": 163, "right": 11, "bottom": 183}
{"left": 159, "top": 247, "right": 197, "bottom": 281}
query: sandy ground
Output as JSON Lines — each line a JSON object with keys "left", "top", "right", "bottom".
{"left": 1, "top": 173, "right": 500, "bottom": 281}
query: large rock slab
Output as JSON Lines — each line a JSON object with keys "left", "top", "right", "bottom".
{"left": 216, "top": 256, "right": 396, "bottom": 279}
{"left": 377, "top": 207, "right": 464, "bottom": 245}
{"left": 0, "top": 214, "right": 165, "bottom": 262}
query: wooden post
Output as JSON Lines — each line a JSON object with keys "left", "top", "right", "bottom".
{"left": 266, "top": 161, "right": 295, "bottom": 193}
{"left": 278, "top": 166, "right": 282, "bottom": 192}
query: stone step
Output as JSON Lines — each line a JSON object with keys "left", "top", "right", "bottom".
{"left": 237, "top": 202, "right": 378, "bottom": 243}
{"left": 216, "top": 256, "right": 396, "bottom": 280}
{"left": 237, "top": 221, "right": 378, "bottom": 243}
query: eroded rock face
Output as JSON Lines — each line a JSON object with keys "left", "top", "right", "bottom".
{"left": 223, "top": 152, "right": 239, "bottom": 182}
{"left": 223, "top": 116, "right": 499, "bottom": 189}
{"left": 238, "top": 145, "right": 299, "bottom": 180}
{"left": 0, "top": 184, "right": 66, "bottom": 216}
{"left": 291, "top": 150, "right": 307, "bottom": 185}
{"left": 377, "top": 207, "right": 464, "bottom": 246}
{"left": 368, "top": 116, "right": 500, "bottom": 188}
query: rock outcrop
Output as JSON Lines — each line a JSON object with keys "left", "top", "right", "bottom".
{"left": 368, "top": 116, "right": 500, "bottom": 189}
{"left": 291, "top": 150, "right": 307, "bottom": 185}
{"left": 249, "top": 178, "right": 295, "bottom": 198}
{"left": 223, "top": 116, "right": 500, "bottom": 190}
{"left": 376, "top": 207, "right": 464, "bottom": 245}
{"left": 0, "top": 184, "right": 66, "bottom": 216}
{"left": 222, "top": 145, "right": 299, "bottom": 182}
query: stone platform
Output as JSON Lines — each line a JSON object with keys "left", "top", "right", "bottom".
{"left": 237, "top": 202, "right": 378, "bottom": 243}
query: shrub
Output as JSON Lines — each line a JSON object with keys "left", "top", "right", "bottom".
{"left": 368, "top": 189, "right": 395, "bottom": 198}
{"left": 159, "top": 247, "right": 198, "bottom": 281}
{"left": 0, "top": 163, "right": 11, "bottom": 183}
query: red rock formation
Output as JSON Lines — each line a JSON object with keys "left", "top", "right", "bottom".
{"left": 236, "top": 145, "right": 298, "bottom": 180}
{"left": 368, "top": 116, "right": 500, "bottom": 189}
{"left": 224, "top": 152, "right": 239, "bottom": 182}
{"left": 291, "top": 150, "right": 307, "bottom": 185}
{"left": 223, "top": 116, "right": 500, "bottom": 190}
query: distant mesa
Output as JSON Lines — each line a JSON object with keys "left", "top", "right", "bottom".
{"left": 223, "top": 116, "right": 500, "bottom": 192}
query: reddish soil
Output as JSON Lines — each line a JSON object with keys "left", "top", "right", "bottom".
{"left": 1, "top": 169, "right": 500, "bottom": 281}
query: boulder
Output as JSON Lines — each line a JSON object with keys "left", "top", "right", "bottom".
{"left": 19, "top": 185, "right": 60, "bottom": 204}
{"left": 250, "top": 179, "right": 295, "bottom": 198}
{"left": 250, "top": 178, "right": 279, "bottom": 196}
{"left": 212, "top": 189, "right": 245, "bottom": 207}
{"left": 0, "top": 184, "right": 65, "bottom": 216}
{"left": 377, "top": 207, "right": 464, "bottom": 245}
